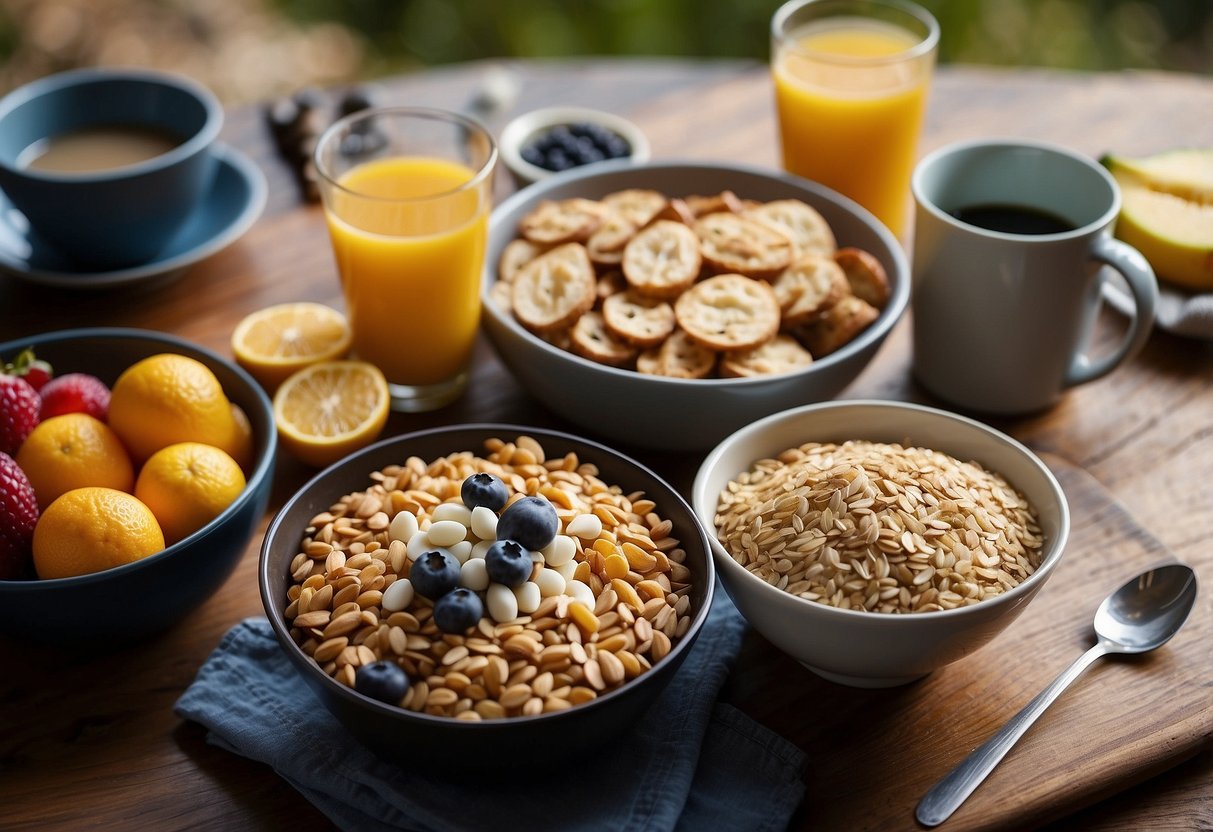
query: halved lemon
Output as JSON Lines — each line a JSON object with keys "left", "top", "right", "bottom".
{"left": 273, "top": 361, "right": 390, "bottom": 468}
{"left": 232, "top": 302, "right": 352, "bottom": 390}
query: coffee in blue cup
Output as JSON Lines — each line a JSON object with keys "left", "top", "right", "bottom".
{"left": 0, "top": 68, "right": 223, "bottom": 269}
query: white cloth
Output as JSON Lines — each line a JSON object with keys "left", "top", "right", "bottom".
{"left": 1103, "top": 273, "right": 1213, "bottom": 340}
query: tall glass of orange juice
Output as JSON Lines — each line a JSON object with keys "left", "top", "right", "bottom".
{"left": 314, "top": 108, "right": 496, "bottom": 411}
{"left": 772, "top": 0, "right": 938, "bottom": 238}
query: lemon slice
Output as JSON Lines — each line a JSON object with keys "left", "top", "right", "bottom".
{"left": 232, "top": 302, "right": 352, "bottom": 390}
{"left": 273, "top": 361, "right": 390, "bottom": 468}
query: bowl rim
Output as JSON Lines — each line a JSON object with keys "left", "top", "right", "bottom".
{"left": 259, "top": 421, "right": 715, "bottom": 730}
{"left": 0, "top": 326, "right": 277, "bottom": 589}
{"left": 692, "top": 398, "right": 1070, "bottom": 621}
{"left": 499, "top": 105, "right": 652, "bottom": 184}
{"left": 0, "top": 67, "right": 225, "bottom": 182}
{"left": 482, "top": 159, "right": 910, "bottom": 389}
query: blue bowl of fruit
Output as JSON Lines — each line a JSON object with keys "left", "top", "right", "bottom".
{"left": 259, "top": 423, "right": 711, "bottom": 762}
{"left": 0, "top": 328, "right": 276, "bottom": 646}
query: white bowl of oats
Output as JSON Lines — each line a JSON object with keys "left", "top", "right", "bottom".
{"left": 260, "top": 424, "right": 713, "bottom": 761}
{"left": 691, "top": 400, "right": 1068, "bottom": 688}
{"left": 481, "top": 161, "right": 909, "bottom": 451}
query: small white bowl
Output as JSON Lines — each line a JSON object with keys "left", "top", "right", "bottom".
{"left": 692, "top": 400, "right": 1069, "bottom": 688}
{"left": 499, "top": 106, "right": 650, "bottom": 187}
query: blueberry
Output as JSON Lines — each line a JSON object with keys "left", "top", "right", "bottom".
{"left": 586, "top": 124, "right": 613, "bottom": 145}
{"left": 484, "top": 539, "right": 534, "bottom": 588}
{"left": 495, "top": 496, "right": 559, "bottom": 551}
{"left": 572, "top": 144, "right": 605, "bottom": 166}
{"left": 521, "top": 145, "right": 545, "bottom": 167}
{"left": 409, "top": 548, "right": 461, "bottom": 599}
{"left": 433, "top": 588, "right": 485, "bottom": 633}
{"left": 461, "top": 472, "right": 509, "bottom": 511}
{"left": 355, "top": 660, "right": 410, "bottom": 704}
{"left": 520, "top": 121, "right": 631, "bottom": 172}
{"left": 549, "top": 126, "right": 577, "bottom": 150}
{"left": 545, "top": 149, "right": 573, "bottom": 171}
{"left": 604, "top": 136, "right": 631, "bottom": 158}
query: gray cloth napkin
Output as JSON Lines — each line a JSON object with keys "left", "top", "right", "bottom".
{"left": 1104, "top": 274, "right": 1213, "bottom": 339}
{"left": 175, "top": 592, "right": 806, "bottom": 832}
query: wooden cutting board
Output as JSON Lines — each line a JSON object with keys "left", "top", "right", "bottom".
{"left": 724, "top": 454, "right": 1212, "bottom": 831}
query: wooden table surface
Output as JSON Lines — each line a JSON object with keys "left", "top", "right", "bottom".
{"left": 1, "top": 59, "right": 1211, "bottom": 831}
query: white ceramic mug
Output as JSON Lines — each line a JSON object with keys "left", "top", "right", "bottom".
{"left": 910, "top": 139, "right": 1157, "bottom": 414}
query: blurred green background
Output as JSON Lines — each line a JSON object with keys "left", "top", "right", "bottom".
{"left": 1, "top": 0, "right": 1210, "bottom": 102}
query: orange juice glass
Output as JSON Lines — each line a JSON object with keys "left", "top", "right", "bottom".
{"left": 314, "top": 108, "right": 496, "bottom": 411}
{"left": 772, "top": 0, "right": 938, "bottom": 238}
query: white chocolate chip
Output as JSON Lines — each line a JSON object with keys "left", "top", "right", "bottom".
{"left": 535, "top": 567, "right": 566, "bottom": 597}
{"left": 487, "top": 582, "right": 519, "bottom": 622}
{"left": 432, "top": 502, "right": 472, "bottom": 526}
{"left": 542, "top": 534, "right": 576, "bottom": 567}
{"left": 381, "top": 577, "right": 414, "bottom": 612}
{"left": 460, "top": 558, "right": 489, "bottom": 591}
{"left": 389, "top": 510, "right": 419, "bottom": 543}
{"left": 565, "top": 514, "right": 603, "bottom": 540}
{"left": 553, "top": 559, "right": 578, "bottom": 581}
{"left": 406, "top": 530, "right": 431, "bottom": 561}
{"left": 470, "top": 505, "right": 498, "bottom": 540}
{"left": 513, "top": 581, "right": 541, "bottom": 614}
{"left": 566, "top": 579, "right": 594, "bottom": 608}
{"left": 449, "top": 540, "right": 472, "bottom": 564}
{"left": 427, "top": 519, "right": 468, "bottom": 548}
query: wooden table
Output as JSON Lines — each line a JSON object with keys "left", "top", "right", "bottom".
{"left": 2, "top": 60, "right": 1210, "bottom": 831}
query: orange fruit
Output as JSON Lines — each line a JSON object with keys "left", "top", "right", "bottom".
{"left": 108, "top": 353, "right": 240, "bottom": 464}
{"left": 231, "top": 302, "right": 351, "bottom": 390}
{"left": 135, "top": 442, "right": 247, "bottom": 545}
{"left": 273, "top": 360, "right": 389, "bottom": 468}
{"left": 16, "top": 413, "right": 134, "bottom": 507}
{"left": 227, "top": 402, "right": 255, "bottom": 473}
{"left": 33, "top": 487, "right": 164, "bottom": 579}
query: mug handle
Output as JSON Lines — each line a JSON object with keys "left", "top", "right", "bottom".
{"left": 1064, "top": 236, "right": 1158, "bottom": 387}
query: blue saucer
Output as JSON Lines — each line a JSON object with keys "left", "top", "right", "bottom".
{"left": 0, "top": 143, "right": 266, "bottom": 290}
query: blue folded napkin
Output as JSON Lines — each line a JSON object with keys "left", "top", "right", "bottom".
{"left": 175, "top": 592, "right": 806, "bottom": 832}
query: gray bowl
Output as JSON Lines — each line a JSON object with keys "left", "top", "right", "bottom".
{"left": 0, "top": 328, "right": 277, "bottom": 647}
{"left": 259, "top": 424, "right": 714, "bottom": 763}
{"left": 693, "top": 400, "right": 1069, "bottom": 688}
{"left": 480, "top": 161, "right": 909, "bottom": 451}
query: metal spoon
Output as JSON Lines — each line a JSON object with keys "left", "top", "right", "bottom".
{"left": 917, "top": 562, "right": 1199, "bottom": 827}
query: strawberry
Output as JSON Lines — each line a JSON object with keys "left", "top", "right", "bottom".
{"left": 39, "top": 373, "right": 111, "bottom": 421}
{"left": 0, "top": 452, "right": 38, "bottom": 580}
{"left": 0, "top": 374, "right": 40, "bottom": 456}
{"left": 3, "top": 347, "right": 53, "bottom": 392}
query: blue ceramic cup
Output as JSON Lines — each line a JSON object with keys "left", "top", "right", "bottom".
{"left": 0, "top": 68, "right": 223, "bottom": 269}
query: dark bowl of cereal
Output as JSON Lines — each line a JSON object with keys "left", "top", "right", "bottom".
{"left": 692, "top": 400, "right": 1069, "bottom": 688}
{"left": 259, "top": 424, "right": 712, "bottom": 761}
{"left": 481, "top": 160, "right": 909, "bottom": 451}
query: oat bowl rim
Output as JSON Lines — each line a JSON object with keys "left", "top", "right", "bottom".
{"left": 259, "top": 423, "right": 715, "bottom": 757}
{"left": 691, "top": 400, "right": 1070, "bottom": 686}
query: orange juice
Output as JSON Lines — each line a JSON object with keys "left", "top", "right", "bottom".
{"left": 774, "top": 18, "right": 934, "bottom": 237}
{"left": 324, "top": 156, "right": 488, "bottom": 387}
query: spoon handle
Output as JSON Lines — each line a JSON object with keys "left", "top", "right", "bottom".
{"left": 916, "top": 642, "right": 1108, "bottom": 827}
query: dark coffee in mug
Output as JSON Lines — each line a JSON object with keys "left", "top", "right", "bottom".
{"left": 951, "top": 203, "right": 1076, "bottom": 235}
